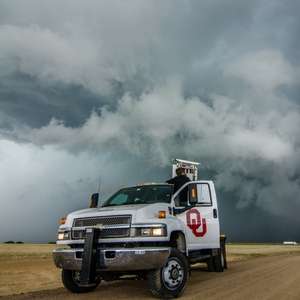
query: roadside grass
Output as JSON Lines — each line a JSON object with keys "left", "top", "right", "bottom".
{"left": 1, "top": 242, "right": 300, "bottom": 262}
{"left": 0, "top": 243, "right": 56, "bottom": 261}
{"left": 226, "top": 243, "right": 300, "bottom": 262}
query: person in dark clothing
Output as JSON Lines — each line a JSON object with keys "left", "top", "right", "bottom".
{"left": 166, "top": 167, "right": 190, "bottom": 206}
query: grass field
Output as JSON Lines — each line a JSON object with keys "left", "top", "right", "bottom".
{"left": 1, "top": 243, "right": 300, "bottom": 297}
{"left": 226, "top": 243, "right": 300, "bottom": 261}
{"left": 0, "top": 244, "right": 56, "bottom": 259}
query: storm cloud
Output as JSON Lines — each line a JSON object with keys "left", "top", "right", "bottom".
{"left": 0, "top": 0, "right": 299, "bottom": 242}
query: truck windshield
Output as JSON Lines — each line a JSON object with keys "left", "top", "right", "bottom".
{"left": 102, "top": 185, "right": 172, "bottom": 207}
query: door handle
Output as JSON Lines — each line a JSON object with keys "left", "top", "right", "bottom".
{"left": 213, "top": 208, "right": 218, "bottom": 218}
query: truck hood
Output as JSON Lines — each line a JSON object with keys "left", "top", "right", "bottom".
{"left": 65, "top": 203, "right": 170, "bottom": 227}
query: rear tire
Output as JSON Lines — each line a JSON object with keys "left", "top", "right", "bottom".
{"left": 62, "top": 270, "right": 101, "bottom": 293}
{"left": 207, "top": 256, "right": 215, "bottom": 272}
{"left": 147, "top": 248, "right": 189, "bottom": 298}
{"left": 213, "top": 249, "right": 224, "bottom": 272}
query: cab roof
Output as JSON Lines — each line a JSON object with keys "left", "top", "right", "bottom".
{"left": 136, "top": 182, "right": 172, "bottom": 186}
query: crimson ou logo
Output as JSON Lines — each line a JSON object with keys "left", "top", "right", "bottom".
{"left": 186, "top": 208, "right": 207, "bottom": 237}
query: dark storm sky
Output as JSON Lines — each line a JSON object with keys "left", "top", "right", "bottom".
{"left": 0, "top": 0, "right": 299, "bottom": 242}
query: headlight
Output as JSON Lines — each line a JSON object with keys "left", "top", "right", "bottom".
{"left": 131, "top": 225, "right": 167, "bottom": 237}
{"left": 152, "top": 227, "right": 165, "bottom": 236}
{"left": 57, "top": 231, "right": 70, "bottom": 240}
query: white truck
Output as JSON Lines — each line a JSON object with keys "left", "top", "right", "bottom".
{"left": 53, "top": 159, "right": 227, "bottom": 298}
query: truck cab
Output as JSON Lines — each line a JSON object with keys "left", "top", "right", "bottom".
{"left": 53, "top": 159, "right": 226, "bottom": 298}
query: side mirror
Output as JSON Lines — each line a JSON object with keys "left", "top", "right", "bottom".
{"left": 89, "top": 193, "right": 99, "bottom": 208}
{"left": 189, "top": 184, "right": 198, "bottom": 206}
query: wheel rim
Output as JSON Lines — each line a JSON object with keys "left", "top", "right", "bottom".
{"left": 162, "top": 258, "right": 184, "bottom": 290}
{"left": 72, "top": 271, "right": 81, "bottom": 284}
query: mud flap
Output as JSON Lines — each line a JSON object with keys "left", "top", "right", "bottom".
{"left": 79, "top": 228, "right": 100, "bottom": 286}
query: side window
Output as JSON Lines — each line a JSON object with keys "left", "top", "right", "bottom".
{"left": 197, "top": 184, "right": 211, "bottom": 205}
{"left": 174, "top": 185, "right": 189, "bottom": 207}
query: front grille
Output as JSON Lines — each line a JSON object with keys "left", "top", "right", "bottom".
{"left": 72, "top": 227, "right": 130, "bottom": 240}
{"left": 71, "top": 215, "right": 132, "bottom": 240}
{"left": 73, "top": 215, "right": 131, "bottom": 227}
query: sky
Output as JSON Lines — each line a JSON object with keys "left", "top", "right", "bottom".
{"left": 0, "top": 0, "right": 299, "bottom": 242}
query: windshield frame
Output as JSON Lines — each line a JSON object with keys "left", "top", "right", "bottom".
{"left": 102, "top": 184, "right": 173, "bottom": 207}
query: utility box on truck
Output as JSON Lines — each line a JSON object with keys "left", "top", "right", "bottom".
{"left": 172, "top": 158, "right": 200, "bottom": 180}
{"left": 53, "top": 159, "right": 226, "bottom": 298}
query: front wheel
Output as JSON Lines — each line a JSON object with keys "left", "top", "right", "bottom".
{"left": 62, "top": 270, "right": 101, "bottom": 293}
{"left": 147, "top": 248, "right": 189, "bottom": 299}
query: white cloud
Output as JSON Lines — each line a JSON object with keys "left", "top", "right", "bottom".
{"left": 0, "top": 139, "right": 99, "bottom": 241}
{"left": 20, "top": 78, "right": 298, "bottom": 163}
{"left": 227, "top": 129, "right": 293, "bottom": 161}
{"left": 0, "top": 25, "right": 113, "bottom": 93}
{"left": 11, "top": 78, "right": 299, "bottom": 222}
{"left": 225, "top": 49, "right": 295, "bottom": 92}
{"left": 0, "top": 138, "right": 158, "bottom": 241}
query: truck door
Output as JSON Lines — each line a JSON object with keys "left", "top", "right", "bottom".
{"left": 174, "top": 181, "right": 220, "bottom": 251}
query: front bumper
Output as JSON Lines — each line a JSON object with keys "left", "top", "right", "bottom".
{"left": 53, "top": 247, "right": 170, "bottom": 271}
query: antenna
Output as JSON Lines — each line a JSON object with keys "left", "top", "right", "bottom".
{"left": 97, "top": 175, "right": 102, "bottom": 195}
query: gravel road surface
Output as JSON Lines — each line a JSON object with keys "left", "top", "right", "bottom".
{"left": 2, "top": 254, "right": 300, "bottom": 300}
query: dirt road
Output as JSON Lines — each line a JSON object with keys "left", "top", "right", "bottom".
{"left": 2, "top": 254, "right": 300, "bottom": 300}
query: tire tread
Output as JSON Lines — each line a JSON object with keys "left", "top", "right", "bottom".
{"left": 147, "top": 248, "right": 189, "bottom": 298}
{"left": 62, "top": 270, "right": 100, "bottom": 293}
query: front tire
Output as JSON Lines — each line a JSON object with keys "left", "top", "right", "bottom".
{"left": 147, "top": 248, "right": 189, "bottom": 299}
{"left": 62, "top": 270, "right": 101, "bottom": 293}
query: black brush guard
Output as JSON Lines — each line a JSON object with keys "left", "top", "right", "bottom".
{"left": 79, "top": 227, "right": 103, "bottom": 286}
